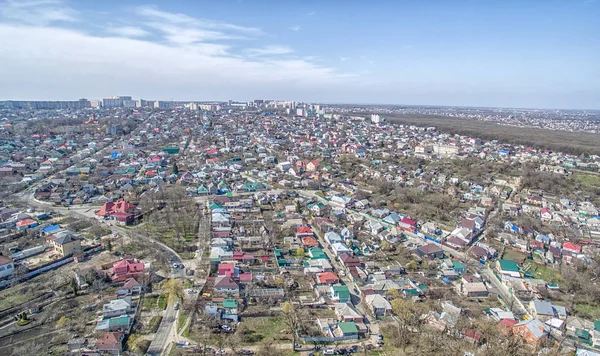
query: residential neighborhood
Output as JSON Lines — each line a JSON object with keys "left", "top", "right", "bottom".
{"left": 1, "top": 100, "right": 600, "bottom": 356}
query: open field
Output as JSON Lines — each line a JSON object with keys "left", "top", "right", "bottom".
{"left": 386, "top": 115, "right": 600, "bottom": 156}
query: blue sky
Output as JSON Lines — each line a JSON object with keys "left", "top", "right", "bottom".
{"left": 0, "top": 0, "right": 598, "bottom": 109}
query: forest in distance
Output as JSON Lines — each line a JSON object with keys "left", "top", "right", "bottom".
{"left": 386, "top": 115, "right": 600, "bottom": 156}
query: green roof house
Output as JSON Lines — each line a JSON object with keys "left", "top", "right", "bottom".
{"left": 496, "top": 259, "right": 521, "bottom": 278}
{"left": 338, "top": 322, "right": 359, "bottom": 336}
{"left": 330, "top": 285, "right": 351, "bottom": 303}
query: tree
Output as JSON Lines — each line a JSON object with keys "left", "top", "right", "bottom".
{"left": 389, "top": 298, "right": 427, "bottom": 350}
{"left": 172, "top": 162, "right": 179, "bottom": 175}
{"left": 407, "top": 260, "right": 418, "bottom": 272}
{"left": 163, "top": 279, "right": 184, "bottom": 303}
{"left": 71, "top": 277, "right": 78, "bottom": 296}
{"left": 106, "top": 239, "right": 112, "bottom": 252}
{"left": 295, "top": 247, "right": 305, "bottom": 256}
{"left": 281, "top": 302, "right": 300, "bottom": 351}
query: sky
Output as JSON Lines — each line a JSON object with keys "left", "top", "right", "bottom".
{"left": 0, "top": 0, "right": 598, "bottom": 109}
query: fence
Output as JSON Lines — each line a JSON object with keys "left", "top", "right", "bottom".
{"left": 0, "top": 244, "right": 103, "bottom": 289}
{"left": 299, "top": 335, "right": 358, "bottom": 342}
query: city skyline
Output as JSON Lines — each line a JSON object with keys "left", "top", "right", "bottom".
{"left": 0, "top": 0, "right": 598, "bottom": 109}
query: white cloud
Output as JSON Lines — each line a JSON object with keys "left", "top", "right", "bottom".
{"left": 0, "top": 3, "right": 358, "bottom": 101}
{"left": 105, "top": 25, "right": 150, "bottom": 38}
{"left": 289, "top": 25, "right": 301, "bottom": 32}
{"left": 0, "top": 0, "right": 77, "bottom": 25}
{"left": 246, "top": 45, "right": 294, "bottom": 57}
{"left": 340, "top": 57, "right": 348, "bottom": 61}
{"left": 137, "top": 5, "right": 262, "bottom": 37}
{"left": 0, "top": 23, "right": 353, "bottom": 100}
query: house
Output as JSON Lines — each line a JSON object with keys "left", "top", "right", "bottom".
{"left": 459, "top": 281, "right": 489, "bottom": 298}
{"left": 416, "top": 244, "right": 444, "bottom": 259}
{"left": 397, "top": 217, "right": 416, "bottom": 232}
{"left": 334, "top": 303, "right": 364, "bottom": 323}
{"left": 337, "top": 321, "right": 359, "bottom": 338}
{"left": 331, "top": 242, "right": 352, "bottom": 256}
{"left": 222, "top": 299, "right": 239, "bottom": 321}
{"left": 464, "top": 329, "right": 482, "bottom": 345}
{"left": 496, "top": 259, "right": 520, "bottom": 278}
{"left": 96, "top": 315, "right": 133, "bottom": 333}
{"left": 365, "top": 294, "right": 392, "bottom": 316}
{"left": 529, "top": 300, "right": 567, "bottom": 321}
{"left": 16, "top": 218, "right": 38, "bottom": 230}
{"left": 339, "top": 254, "right": 362, "bottom": 269}
{"left": 513, "top": 318, "right": 549, "bottom": 347}
{"left": 218, "top": 262, "right": 238, "bottom": 277}
{"left": 95, "top": 332, "right": 124, "bottom": 354}
{"left": 214, "top": 277, "right": 240, "bottom": 295}
{"left": 0, "top": 256, "right": 15, "bottom": 279}
{"left": 49, "top": 233, "right": 82, "bottom": 257}
{"left": 110, "top": 259, "right": 145, "bottom": 282}
{"left": 103, "top": 298, "right": 133, "bottom": 318}
{"left": 117, "top": 278, "right": 141, "bottom": 295}
{"left": 96, "top": 200, "right": 137, "bottom": 224}
{"left": 563, "top": 242, "right": 582, "bottom": 254}
{"left": 324, "top": 231, "right": 343, "bottom": 245}
{"left": 316, "top": 272, "right": 340, "bottom": 285}
{"left": 330, "top": 285, "right": 351, "bottom": 303}
{"left": 539, "top": 208, "right": 552, "bottom": 222}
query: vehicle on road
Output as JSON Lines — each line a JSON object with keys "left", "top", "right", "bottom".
{"left": 323, "top": 349, "right": 335, "bottom": 355}
{"left": 215, "top": 349, "right": 226, "bottom": 355}
{"left": 238, "top": 350, "right": 254, "bottom": 355}
{"left": 174, "top": 302, "right": 179, "bottom": 310}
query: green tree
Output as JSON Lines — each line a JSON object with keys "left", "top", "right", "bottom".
{"left": 163, "top": 279, "right": 184, "bottom": 303}
{"left": 172, "top": 162, "right": 179, "bottom": 175}
{"left": 71, "top": 277, "right": 78, "bottom": 296}
{"left": 106, "top": 239, "right": 112, "bottom": 252}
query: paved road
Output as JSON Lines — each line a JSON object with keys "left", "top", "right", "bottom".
{"left": 147, "top": 301, "right": 178, "bottom": 356}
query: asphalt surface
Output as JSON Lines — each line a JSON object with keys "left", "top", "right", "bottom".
{"left": 147, "top": 302, "right": 178, "bottom": 355}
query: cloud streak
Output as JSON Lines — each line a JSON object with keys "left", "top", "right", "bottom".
{"left": 105, "top": 25, "right": 150, "bottom": 38}
{"left": 0, "top": 0, "right": 77, "bottom": 25}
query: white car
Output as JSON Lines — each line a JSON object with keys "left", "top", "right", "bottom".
{"left": 215, "top": 349, "right": 226, "bottom": 355}
{"left": 323, "top": 349, "right": 335, "bottom": 355}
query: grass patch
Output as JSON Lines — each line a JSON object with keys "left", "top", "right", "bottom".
{"left": 240, "top": 317, "right": 287, "bottom": 345}
{"left": 158, "top": 295, "right": 167, "bottom": 310}
{"left": 143, "top": 316, "right": 162, "bottom": 334}
{"left": 142, "top": 296, "right": 159, "bottom": 311}
{"left": 0, "top": 293, "right": 29, "bottom": 310}
{"left": 574, "top": 304, "right": 600, "bottom": 319}
{"left": 502, "top": 249, "right": 526, "bottom": 264}
{"left": 528, "top": 263, "right": 562, "bottom": 283}
{"left": 177, "top": 311, "right": 188, "bottom": 333}
{"left": 574, "top": 173, "right": 600, "bottom": 188}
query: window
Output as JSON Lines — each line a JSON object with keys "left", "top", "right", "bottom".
{"left": 0, "top": 266, "right": 4, "bottom": 271}
{"left": 6, "top": 264, "right": 12, "bottom": 269}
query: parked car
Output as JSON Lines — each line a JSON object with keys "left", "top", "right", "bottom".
{"left": 323, "top": 349, "right": 335, "bottom": 355}
{"left": 174, "top": 302, "right": 179, "bottom": 310}
{"left": 238, "top": 350, "right": 254, "bottom": 355}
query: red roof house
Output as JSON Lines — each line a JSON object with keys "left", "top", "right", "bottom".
{"left": 563, "top": 242, "right": 582, "bottom": 254}
{"left": 96, "top": 332, "right": 124, "bottom": 353}
{"left": 316, "top": 272, "right": 340, "bottom": 285}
